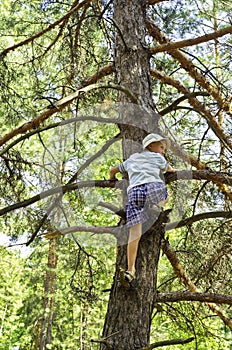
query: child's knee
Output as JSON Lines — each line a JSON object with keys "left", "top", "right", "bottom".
{"left": 129, "top": 223, "right": 142, "bottom": 240}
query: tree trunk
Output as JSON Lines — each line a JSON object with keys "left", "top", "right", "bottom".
{"left": 113, "top": 0, "right": 158, "bottom": 157}
{"left": 101, "top": 228, "right": 162, "bottom": 349}
{"left": 39, "top": 237, "right": 59, "bottom": 350}
{"left": 101, "top": 1, "right": 161, "bottom": 349}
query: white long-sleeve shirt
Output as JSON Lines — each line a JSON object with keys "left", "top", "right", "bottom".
{"left": 118, "top": 150, "right": 168, "bottom": 192}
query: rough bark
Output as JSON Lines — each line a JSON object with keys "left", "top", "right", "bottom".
{"left": 100, "top": 1, "right": 162, "bottom": 349}
{"left": 101, "top": 228, "right": 163, "bottom": 349}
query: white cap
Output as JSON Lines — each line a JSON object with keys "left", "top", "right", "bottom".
{"left": 142, "top": 133, "right": 165, "bottom": 149}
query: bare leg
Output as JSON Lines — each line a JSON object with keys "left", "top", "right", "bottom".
{"left": 127, "top": 223, "right": 142, "bottom": 275}
{"left": 151, "top": 196, "right": 169, "bottom": 209}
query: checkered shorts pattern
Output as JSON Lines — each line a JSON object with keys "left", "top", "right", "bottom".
{"left": 126, "top": 182, "right": 168, "bottom": 228}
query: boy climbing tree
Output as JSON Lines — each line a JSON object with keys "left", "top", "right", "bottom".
{"left": 109, "top": 133, "right": 175, "bottom": 286}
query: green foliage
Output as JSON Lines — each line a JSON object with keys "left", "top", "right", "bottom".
{"left": 12, "top": 238, "right": 116, "bottom": 349}
{"left": 0, "top": 0, "right": 231, "bottom": 348}
{"left": 0, "top": 248, "right": 26, "bottom": 348}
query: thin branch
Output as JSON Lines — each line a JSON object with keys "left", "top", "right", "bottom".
{"left": 159, "top": 92, "right": 209, "bottom": 116}
{"left": 41, "top": 225, "right": 119, "bottom": 238}
{"left": 0, "top": 115, "right": 120, "bottom": 157}
{"left": 98, "top": 201, "right": 126, "bottom": 220}
{"left": 97, "top": 0, "right": 114, "bottom": 22}
{"left": 90, "top": 331, "right": 120, "bottom": 350}
{"left": 162, "top": 239, "right": 232, "bottom": 330}
{"left": 147, "top": 0, "right": 169, "bottom": 4}
{"left": 151, "top": 25, "right": 232, "bottom": 54}
{"left": 68, "top": 132, "right": 121, "bottom": 183}
{"left": 156, "top": 291, "right": 232, "bottom": 305}
{"left": 0, "top": 0, "right": 91, "bottom": 58}
{"left": 141, "top": 337, "right": 194, "bottom": 349}
{"left": 146, "top": 20, "right": 232, "bottom": 117}
{"left": 150, "top": 67, "right": 232, "bottom": 154}
{"left": 25, "top": 134, "right": 121, "bottom": 245}
{"left": 0, "top": 82, "right": 135, "bottom": 148}
{"left": 166, "top": 211, "right": 232, "bottom": 231}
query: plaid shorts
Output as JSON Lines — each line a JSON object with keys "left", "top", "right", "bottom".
{"left": 126, "top": 182, "right": 168, "bottom": 228}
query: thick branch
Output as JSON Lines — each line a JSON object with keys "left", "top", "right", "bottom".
{"left": 165, "top": 170, "right": 232, "bottom": 187}
{"left": 81, "top": 63, "right": 114, "bottom": 86}
{"left": 156, "top": 291, "right": 232, "bottom": 305}
{"left": 0, "top": 180, "right": 116, "bottom": 216}
{"left": 151, "top": 25, "right": 232, "bottom": 54}
{"left": 42, "top": 208, "right": 232, "bottom": 241}
{"left": 0, "top": 170, "right": 231, "bottom": 216}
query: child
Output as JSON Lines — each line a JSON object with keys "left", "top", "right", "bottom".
{"left": 109, "top": 133, "right": 175, "bottom": 283}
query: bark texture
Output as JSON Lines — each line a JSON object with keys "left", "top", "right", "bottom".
{"left": 113, "top": 0, "right": 158, "bottom": 157}
{"left": 101, "top": 228, "right": 163, "bottom": 349}
{"left": 100, "top": 1, "right": 161, "bottom": 349}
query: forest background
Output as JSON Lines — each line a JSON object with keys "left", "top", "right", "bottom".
{"left": 0, "top": 0, "right": 232, "bottom": 349}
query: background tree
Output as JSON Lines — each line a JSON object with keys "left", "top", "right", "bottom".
{"left": 0, "top": 0, "right": 231, "bottom": 349}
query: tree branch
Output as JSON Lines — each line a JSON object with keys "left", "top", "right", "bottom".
{"left": 41, "top": 225, "right": 119, "bottom": 239}
{"left": 147, "top": 0, "right": 169, "bottom": 4}
{"left": 0, "top": 180, "right": 116, "bottom": 216}
{"left": 0, "top": 170, "right": 231, "bottom": 217}
{"left": 0, "top": 115, "right": 121, "bottom": 157}
{"left": 0, "top": 82, "right": 135, "bottom": 148}
{"left": 166, "top": 211, "right": 232, "bottom": 231}
{"left": 150, "top": 67, "right": 232, "bottom": 156}
{"left": 146, "top": 20, "right": 232, "bottom": 117}
{"left": 41, "top": 207, "right": 232, "bottom": 242}
{"left": 156, "top": 291, "right": 232, "bottom": 305}
{"left": 81, "top": 63, "right": 114, "bottom": 86}
{"left": 25, "top": 134, "right": 122, "bottom": 245}
{"left": 159, "top": 92, "right": 209, "bottom": 116}
{"left": 162, "top": 239, "right": 232, "bottom": 330}
{"left": 151, "top": 25, "right": 232, "bottom": 54}
{"left": 141, "top": 337, "right": 194, "bottom": 349}
{"left": 90, "top": 331, "right": 120, "bottom": 350}
{"left": 165, "top": 170, "right": 232, "bottom": 187}
{"left": 0, "top": 0, "right": 91, "bottom": 58}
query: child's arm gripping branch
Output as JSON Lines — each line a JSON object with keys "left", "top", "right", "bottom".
{"left": 109, "top": 165, "right": 120, "bottom": 180}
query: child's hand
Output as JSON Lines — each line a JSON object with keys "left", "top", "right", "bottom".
{"left": 109, "top": 166, "right": 119, "bottom": 180}
{"left": 167, "top": 165, "right": 176, "bottom": 172}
